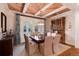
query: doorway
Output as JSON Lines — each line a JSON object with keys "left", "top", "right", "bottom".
{"left": 15, "top": 14, "right": 45, "bottom": 44}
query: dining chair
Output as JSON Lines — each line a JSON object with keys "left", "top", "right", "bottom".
{"left": 24, "top": 34, "right": 29, "bottom": 55}
{"left": 53, "top": 34, "right": 61, "bottom": 53}
{"left": 39, "top": 36, "right": 54, "bottom": 56}
{"left": 24, "top": 34, "right": 38, "bottom": 55}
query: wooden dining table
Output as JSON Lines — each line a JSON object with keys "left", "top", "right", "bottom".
{"left": 30, "top": 36, "right": 44, "bottom": 43}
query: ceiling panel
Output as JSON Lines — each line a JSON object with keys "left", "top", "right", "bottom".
{"left": 26, "top": 3, "right": 48, "bottom": 15}
{"left": 8, "top": 3, "right": 24, "bottom": 12}
{"left": 38, "top": 3, "right": 62, "bottom": 16}
{"left": 46, "top": 8, "right": 70, "bottom": 18}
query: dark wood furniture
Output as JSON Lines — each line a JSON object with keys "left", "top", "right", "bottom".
{"left": 51, "top": 17, "right": 65, "bottom": 43}
{"left": 0, "top": 35, "right": 13, "bottom": 56}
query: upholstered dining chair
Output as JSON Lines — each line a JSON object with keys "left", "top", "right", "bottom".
{"left": 53, "top": 34, "right": 61, "bottom": 53}
{"left": 39, "top": 36, "right": 54, "bottom": 56}
{"left": 24, "top": 34, "right": 38, "bottom": 56}
{"left": 24, "top": 34, "right": 29, "bottom": 55}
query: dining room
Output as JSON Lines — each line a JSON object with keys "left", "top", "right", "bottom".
{"left": 1, "top": 3, "right": 79, "bottom": 56}
{"left": 13, "top": 13, "right": 71, "bottom": 56}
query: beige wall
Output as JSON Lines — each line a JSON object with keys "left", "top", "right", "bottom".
{"left": 0, "top": 3, "right": 16, "bottom": 32}
{"left": 75, "top": 5, "right": 79, "bottom": 48}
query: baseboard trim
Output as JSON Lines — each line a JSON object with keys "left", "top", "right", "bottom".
{"left": 61, "top": 42, "right": 75, "bottom": 47}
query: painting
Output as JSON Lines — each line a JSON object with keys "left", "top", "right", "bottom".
{"left": 1, "top": 12, "right": 7, "bottom": 33}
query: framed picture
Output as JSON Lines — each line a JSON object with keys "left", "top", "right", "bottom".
{"left": 1, "top": 12, "right": 7, "bottom": 33}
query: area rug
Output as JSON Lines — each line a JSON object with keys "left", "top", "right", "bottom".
{"left": 54, "top": 43, "right": 71, "bottom": 56}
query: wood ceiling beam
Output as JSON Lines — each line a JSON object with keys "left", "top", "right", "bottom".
{"left": 42, "top": 6, "right": 67, "bottom": 18}
{"left": 16, "top": 13, "right": 45, "bottom": 20}
{"left": 34, "top": 3, "right": 53, "bottom": 16}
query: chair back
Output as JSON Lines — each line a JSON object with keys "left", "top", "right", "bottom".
{"left": 44, "top": 36, "right": 54, "bottom": 56}
{"left": 24, "top": 34, "right": 28, "bottom": 42}
{"left": 53, "top": 34, "right": 61, "bottom": 53}
{"left": 53, "top": 34, "right": 61, "bottom": 45}
{"left": 24, "top": 34, "right": 29, "bottom": 55}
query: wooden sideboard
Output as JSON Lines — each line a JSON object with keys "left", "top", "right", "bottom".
{"left": 0, "top": 36, "right": 13, "bottom": 56}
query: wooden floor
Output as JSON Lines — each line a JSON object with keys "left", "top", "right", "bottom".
{"left": 59, "top": 48, "right": 79, "bottom": 56}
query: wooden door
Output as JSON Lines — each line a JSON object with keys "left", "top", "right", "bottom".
{"left": 51, "top": 17, "right": 65, "bottom": 43}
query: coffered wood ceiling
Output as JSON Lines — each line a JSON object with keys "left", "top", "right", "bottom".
{"left": 8, "top": 3, "right": 24, "bottom": 12}
{"left": 7, "top": 3, "right": 70, "bottom": 18}
{"left": 46, "top": 8, "right": 70, "bottom": 18}
{"left": 26, "top": 3, "right": 48, "bottom": 15}
{"left": 38, "top": 3, "right": 62, "bottom": 16}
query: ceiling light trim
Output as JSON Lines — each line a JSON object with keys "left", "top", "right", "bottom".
{"left": 34, "top": 3, "right": 53, "bottom": 16}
